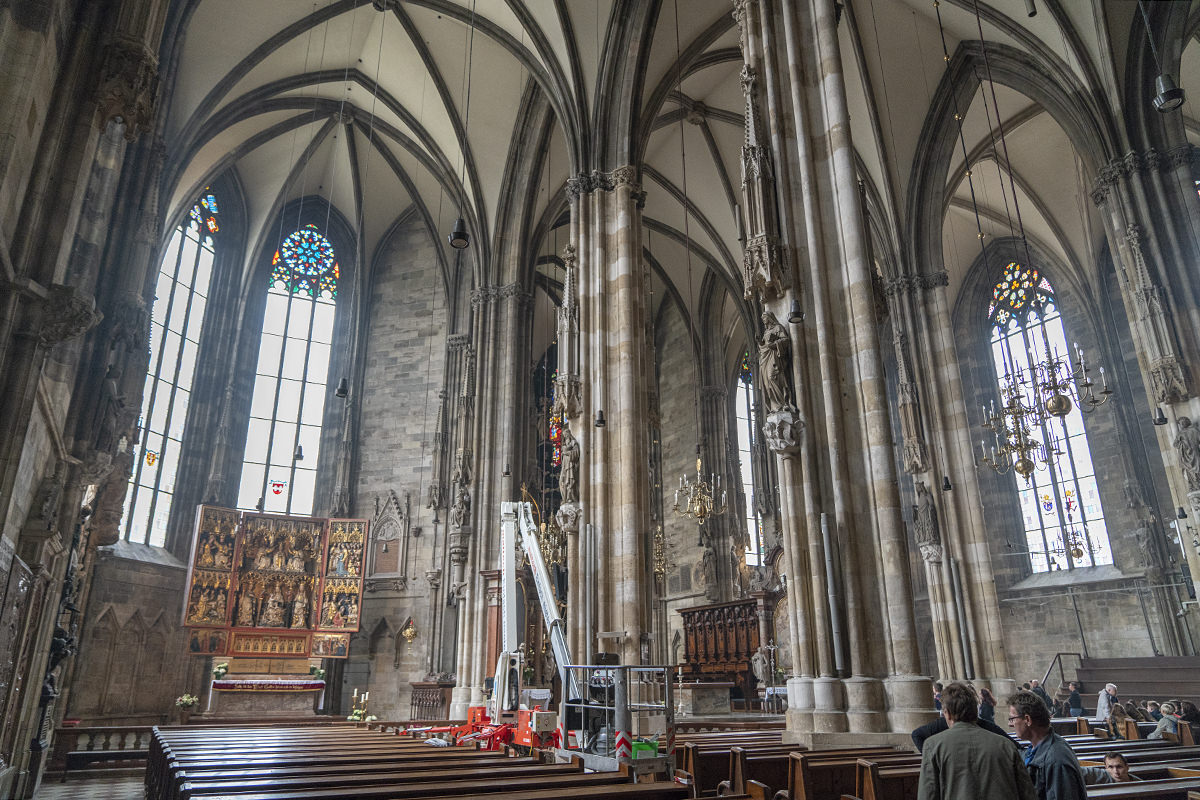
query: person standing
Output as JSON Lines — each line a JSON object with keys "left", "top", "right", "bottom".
{"left": 1031, "top": 679, "right": 1053, "bottom": 711}
{"left": 1066, "top": 682, "right": 1082, "bottom": 718}
{"left": 979, "top": 688, "right": 997, "bottom": 723}
{"left": 917, "top": 682, "right": 1035, "bottom": 800}
{"left": 1094, "top": 683, "right": 1118, "bottom": 723}
{"left": 1009, "top": 690, "right": 1087, "bottom": 800}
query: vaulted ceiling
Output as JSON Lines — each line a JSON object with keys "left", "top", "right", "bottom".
{"left": 158, "top": 0, "right": 1199, "bottom": 359}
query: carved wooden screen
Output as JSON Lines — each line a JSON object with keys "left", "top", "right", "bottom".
{"left": 182, "top": 505, "right": 367, "bottom": 658}
{"left": 678, "top": 599, "right": 761, "bottom": 686}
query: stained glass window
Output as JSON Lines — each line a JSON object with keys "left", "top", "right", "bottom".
{"left": 124, "top": 190, "right": 220, "bottom": 546}
{"left": 270, "top": 224, "right": 338, "bottom": 299}
{"left": 736, "top": 352, "right": 764, "bottom": 565}
{"left": 237, "top": 224, "right": 338, "bottom": 515}
{"left": 988, "top": 265, "right": 1111, "bottom": 573}
{"left": 548, "top": 370, "right": 563, "bottom": 467}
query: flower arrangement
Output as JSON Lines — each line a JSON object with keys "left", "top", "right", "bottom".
{"left": 212, "top": 662, "right": 229, "bottom": 680}
{"left": 175, "top": 694, "right": 199, "bottom": 709}
{"left": 309, "top": 665, "right": 326, "bottom": 681}
{"left": 346, "top": 709, "right": 377, "bottom": 722}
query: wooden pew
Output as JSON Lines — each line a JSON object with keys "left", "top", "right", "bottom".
{"left": 179, "top": 761, "right": 589, "bottom": 800}
{"left": 782, "top": 747, "right": 905, "bottom": 800}
{"left": 716, "top": 746, "right": 798, "bottom": 797}
{"left": 679, "top": 737, "right": 792, "bottom": 796}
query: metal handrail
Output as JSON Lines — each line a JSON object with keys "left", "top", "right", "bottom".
{"left": 1041, "top": 652, "right": 1083, "bottom": 690}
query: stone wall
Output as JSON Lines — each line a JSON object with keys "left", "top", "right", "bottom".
{"left": 66, "top": 542, "right": 192, "bottom": 724}
{"left": 655, "top": 300, "right": 705, "bottom": 650}
{"left": 349, "top": 215, "right": 448, "bottom": 719}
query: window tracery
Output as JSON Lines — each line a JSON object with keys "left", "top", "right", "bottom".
{"left": 987, "top": 263, "right": 1112, "bottom": 572}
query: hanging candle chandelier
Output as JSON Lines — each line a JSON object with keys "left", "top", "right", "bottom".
{"left": 673, "top": 447, "right": 727, "bottom": 525}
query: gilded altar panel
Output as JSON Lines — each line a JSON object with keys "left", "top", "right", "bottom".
{"left": 181, "top": 506, "right": 368, "bottom": 658}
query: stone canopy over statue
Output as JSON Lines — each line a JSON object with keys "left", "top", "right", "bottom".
{"left": 183, "top": 505, "right": 368, "bottom": 659}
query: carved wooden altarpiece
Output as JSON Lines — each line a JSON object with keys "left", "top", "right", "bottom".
{"left": 182, "top": 505, "right": 367, "bottom": 658}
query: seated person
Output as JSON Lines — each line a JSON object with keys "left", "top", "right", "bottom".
{"left": 1081, "top": 752, "right": 1139, "bottom": 785}
{"left": 1179, "top": 700, "right": 1200, "bottom": 725}
{"left": 1147, "top": 702, "right": 1178, "bottom": 739}
{"left": 1145, "top": 700, "right": 1162, "bottom": 721}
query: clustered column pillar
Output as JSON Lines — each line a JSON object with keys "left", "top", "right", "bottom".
{"left": 567, "top": 166, "right": 654, "bottom": 667}
{"left": 734, "top": 0, "right": 932, "bottom": 737}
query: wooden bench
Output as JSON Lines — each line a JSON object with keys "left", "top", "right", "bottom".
{"left": 781, "top": 747, "right": 905, "bottom": 800}
{"left": 716, "top": 746, "right": 798, "bottom": 797}
{"left": 679, "top": 736, "right": 790, "bottom": 796}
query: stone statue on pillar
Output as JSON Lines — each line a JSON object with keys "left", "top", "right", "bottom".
{"left": 913, "top": 480, "right": 943, "bottom": 564}
{"left": 1174, "top": 417, "right": 1200, "bottom": 491}
{"left": 758, "top": 312, "right": 793, "bottom": 413}
{"left": 701, "top": 547, "right": 718, "bottom": 601}
{"left": 559, "top": 420, "right": 579, "bottom": 504}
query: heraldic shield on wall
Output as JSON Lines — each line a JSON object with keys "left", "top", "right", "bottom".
{"left": 182, "top": 505, "right": 367, "bottom": 658}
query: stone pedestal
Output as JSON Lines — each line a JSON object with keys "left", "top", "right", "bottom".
{"left": 675, "top": 682, "right": 732, "bottom": 716}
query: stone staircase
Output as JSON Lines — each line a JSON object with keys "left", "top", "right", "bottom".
{"left": 1074, "top": 656, "right": 1200, "bottom": 706}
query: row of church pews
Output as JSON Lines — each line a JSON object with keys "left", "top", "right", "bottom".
{"left": 147, "top": 723, "right": 755, "bottom": 800}
{"left": 673, "top": 728, "right": 786, "bottom": 796}
{"left": 838, "top": 740, "right": 1200, "bottom": 800}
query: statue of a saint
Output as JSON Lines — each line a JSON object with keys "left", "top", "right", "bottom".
{"left": 1175, "top": 416, "right": 1200, "bottom": 492}
{"left": 751, "top": 647, "right": 769, "bottom": 683}
{"left": 758, "top": 312, "right": 793, "bottom": 412}
{"left": 210, "top": 589, "right": 227, "bottom": 622}
{"left": 701, "top": 547, "right": 717, "bottom": 599}
{"left": 259, "top": 587, "right": 286, "bottom": 627}
{"left": 290, "top": 590, "right": 309, "bottom": 628}
{"left": 236, "top": 592, "right": 256, "bottom": 626}
{"left": 286, "top": 547, "right": 305, "bottom": 572}
{"left": 94, "top": 364, "right": 126, "bottom": 454}
{"left": 450, "top": 483, "right": 471, "bottom": 529}
{"left": 914, "top": 480, "right": 940, "bottom": 548}
{"left": 559, "top": 421, "right": 580, "bottom": 504}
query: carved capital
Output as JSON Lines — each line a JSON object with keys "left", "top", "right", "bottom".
{"left": 470, "top": 285, "right": 496, "bottom": 309}
{"left": 447, "top": 333, "right": 470, "bottom": 351}
{"left": 763, "top": 407, "right": 803, "bottom": 456}
{"left": 919, "top": 543, "right": 944, "bottom": 564}
{"left": 96, "top": 35, "right": 158, "bottom": 140}
{"left": 37, "top": 285, "right": 102, "bottom": 346}
{"left": 497, "top": 281, "right": 534, "bottom": 308}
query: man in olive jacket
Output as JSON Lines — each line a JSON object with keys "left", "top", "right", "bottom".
{"left": 918, "top": 683, "right": 1038, "bottom": 800}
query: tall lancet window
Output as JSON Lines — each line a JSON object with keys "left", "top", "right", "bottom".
{"left": 124, "top": 191, "right": 221, "bottom": 546}
{"left": 988, "top": 262, "right": 1112, "bottom": 573}
{"left": 237, "top": 223, "right": 338, "bottom": 515}
{"left": 736, "top": 352, "right": 764, "bottom": 565}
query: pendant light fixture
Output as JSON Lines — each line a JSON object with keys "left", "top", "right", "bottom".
{"left": 448, "top": 0, "right": 478, "bottom": 248}
{"left": 1138, "top": 1, "right": 1185, "bottom": 112}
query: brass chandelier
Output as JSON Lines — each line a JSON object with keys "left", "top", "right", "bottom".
{"left": 673, "top": 447, "right": 728, "bottom": 525}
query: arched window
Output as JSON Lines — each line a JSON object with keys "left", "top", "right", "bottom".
{"left": 236, "top": 223, "right": 338, "bottom": 515}
{"left": 124, "top": 191, "right": 221, "bottom": 546}
{"left": 988, "top": 262, "right": 1112, "bottom": 572}
{"left": 736, "top": 352, "right": 764, "bottom": 565}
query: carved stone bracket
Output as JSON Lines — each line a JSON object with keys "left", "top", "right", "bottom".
{"left": 555, "top": 502, "right": 580, "bottom": 533}
{"left": 448, "top": 528, "right": 472, "bottom": 566}
{"left": 95, "top": 35, "right": 159, "bottom": 140}
{"left": 37, "top": 285, "right": 102, "bottom": 346}
{"left": 763, "top": 407, "right": 803, "bottom": 456}
{"left": 553, "top": 374, "right": 582, "bottom": 419}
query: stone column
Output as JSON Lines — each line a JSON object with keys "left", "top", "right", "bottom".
{"left": 569, "top": 166, "right": 653, "bottom": 666}
{"left": 735, "top": 0, "right": 931, "bottom": 736}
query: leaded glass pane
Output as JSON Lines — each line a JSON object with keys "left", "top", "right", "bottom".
{"left": 986, "top": 263, "right": 1111, "bottom": 573}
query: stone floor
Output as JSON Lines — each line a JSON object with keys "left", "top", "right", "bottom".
{"left": 34, "top": 776, "right": 143, "bottom": 800}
